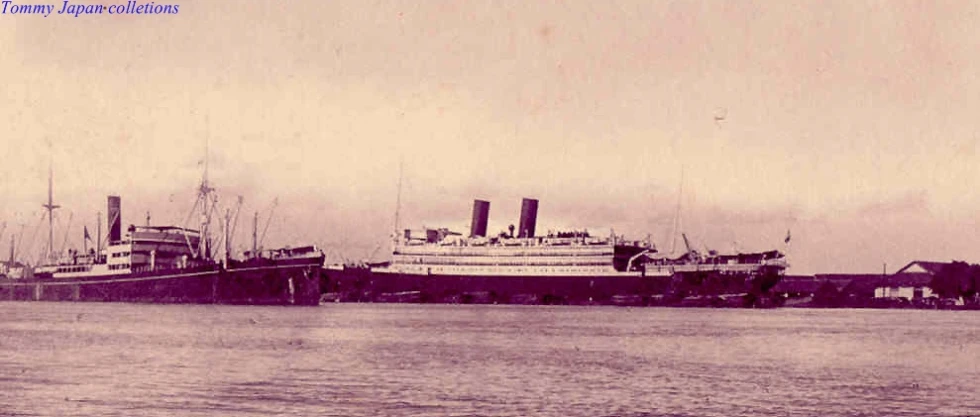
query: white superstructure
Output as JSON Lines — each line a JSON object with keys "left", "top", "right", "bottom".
{"left": 379, "top": 234, "right": 631, "bottom": 277}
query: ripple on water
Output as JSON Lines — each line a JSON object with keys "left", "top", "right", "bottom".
{"left": 0, "top": 304, "right": 979, "bottom": 417}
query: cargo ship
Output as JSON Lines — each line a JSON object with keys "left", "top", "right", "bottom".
{"left": 0, "top": 161, "right": 325, "bottom": 305}
{"left": 323, "top": 198, "right": 788, "bottom": 305}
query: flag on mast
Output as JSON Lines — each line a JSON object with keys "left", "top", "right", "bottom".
{"left": 784, "top": 229, "right": 791, "bottom": 244}
{"left": 84, "top": 226, "right": 92, "bottom": 241}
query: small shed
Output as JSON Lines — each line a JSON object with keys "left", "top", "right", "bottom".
{"left": 874, "top": 261, "right": 944, "bottom": 300}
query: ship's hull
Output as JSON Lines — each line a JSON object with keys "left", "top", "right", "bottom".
{"left": 323, "top": 267, "right": 674, "bottom": 305}
{"left": 323, "top": 262, "right": 785, "bottom": 306}
{"left": 0, "top": 263, "right": 323, "bottom": 306}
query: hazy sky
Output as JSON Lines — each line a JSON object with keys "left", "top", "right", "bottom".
{"left": 2, "top": 1, "right": 979, "bottom": 274}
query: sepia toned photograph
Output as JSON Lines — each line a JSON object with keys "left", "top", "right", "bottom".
{"left": 1, "top": 1, "right": 979, "bottom": 416}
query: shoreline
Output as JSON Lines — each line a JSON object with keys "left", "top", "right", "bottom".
{"left": 319, "top": 291, "right": 980, "bottom": 310}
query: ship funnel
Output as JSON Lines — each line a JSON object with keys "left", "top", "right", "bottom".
{"left": 470, "top": 200, "right": 490, "bottom": 237}
{"left": 107, "top": 195, "right": 121, "bottom": 243}
{"left": 518, "top": 198, "right": 538, "bottom": 238}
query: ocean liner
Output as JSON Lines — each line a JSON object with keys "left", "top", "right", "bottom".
{"left": 324, "top": 198, "right": 788, "bottom": 305}
{"left": 0, "top": 161, "right": 325, "bottom": 305}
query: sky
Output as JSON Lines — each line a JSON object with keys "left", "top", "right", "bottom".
{"left": 2, "top": 0, "right": 980, "bottom": 274}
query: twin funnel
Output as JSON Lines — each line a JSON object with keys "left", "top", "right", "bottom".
{"left": 469, "top": 198, "right": 538, "bottom": 238}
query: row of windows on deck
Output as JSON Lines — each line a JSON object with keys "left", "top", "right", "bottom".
{"left": 395, "top": 259, "right": 611, "bottom": 267}
{"left": 400, "top": 266, "right": 611, "bottom": 274}
{"left": 56, "top": 265, "right": 92, "bottom": 273}
{"left": 395, "top": 249, "right": 613, "bottom": 257}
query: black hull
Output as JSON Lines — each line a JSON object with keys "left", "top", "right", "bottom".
{"left": 0, "top": 263, "right": 323, "bottom": 306}
{"left": 323, "top": 266, "right": 783, "bottom": 306}
{"left": 324, "top": 267, "right": 674, "bottom": 305}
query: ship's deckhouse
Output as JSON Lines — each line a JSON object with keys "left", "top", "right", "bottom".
{"left": 378, "top": 198, "right": 786, "bottom": 279}
{"left": 387, "top": 236, "right": 621, "bottom": 276}
{"left": 40, "top": 196, "right": 207, "bottom": 279}
{"left": 108, "top": 225, "right": 202, "bottom": 272}
{"left": 382, "top": 198, "right": 639, "bottom": 277}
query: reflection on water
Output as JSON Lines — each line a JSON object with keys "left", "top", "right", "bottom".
{"left": 0, "top": 303, "right": 978, "bottom": 417}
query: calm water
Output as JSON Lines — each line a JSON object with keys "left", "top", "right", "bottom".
{"left": 0, "top": 303, "right": 978, "bottom": 417}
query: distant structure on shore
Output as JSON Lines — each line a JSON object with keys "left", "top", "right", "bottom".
{"left": 774, "top": 260, "right": 978, "bottom": 309}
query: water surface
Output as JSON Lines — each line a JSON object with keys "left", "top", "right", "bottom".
{"left": 0, "top": 303, "right": 977, "bottom": 416}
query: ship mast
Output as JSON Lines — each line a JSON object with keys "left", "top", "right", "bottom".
{"left": 224, "top": 208, "right": 231, "bottom": 266}
{"left": 668, "top": 166, "right": 684, "bottom": 255}
{"left": 198, "top": 134, "right": 215, "bottom": 261}
{"left": 42, "top": 156, "right": 60, "bottom": 262}
{"left": 252, "top": 211, "right": 258, "bottom": 257}
{"left": 393, "top": 157, "right": 404, "bottom": 242}
{"left": 96, "top": 211, "right": 101, "bottom": 260}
